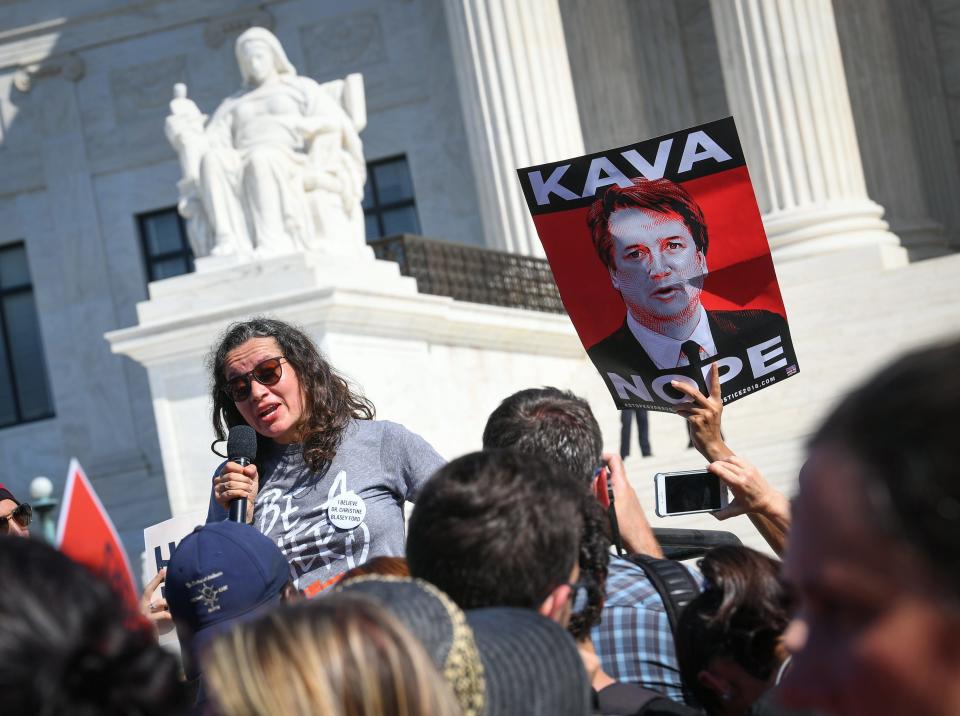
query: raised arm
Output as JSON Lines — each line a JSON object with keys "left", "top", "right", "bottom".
{"left": 600, "top": 451, "right": 664, "bottom": 558}
{"left": 673, "top": 362, "right": 733, "bottom": 462}
{"left": 709, "top": 455, "right": 791, "bottom": 556}
{"left": 671, "top": 363, "right": 791, "bottom": 556}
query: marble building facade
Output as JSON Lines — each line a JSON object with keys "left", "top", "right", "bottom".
{"left": 1, "top": 0, "right": 959, "bottom": 567}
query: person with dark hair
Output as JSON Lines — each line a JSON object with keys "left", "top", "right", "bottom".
{"left": 482, "top": 386, "right": 661, "bottom": 557}
{"left": 406, "top": 450, "right": 696, "bottom": 716}
{"left": 483, "top": 387, "right": 605, "bottom": 482}
{"left": 675, "top": 546, "right": 794, "bottom": 715}
{"left": 481, "top": 387, "right": 704, "bottom": 704}
{"left": 407, "top": 450, "right": 585, "bottom": 619}
{"left": 674, "top": 364, "right": 791, "bottom": 556}
{"left": 206, "top": 317, "right": 444, "bottom": 594}
{"left": 0, "top": 536, "right": 188, "bottom": 715}
{"left": 0, "top": 484, "right": 30, "bottom": 537}
{"left": 778, "top": 339, "right": 960, "bottom": 716}
{"left": 585, "top": 177, "right": 788, "bottom": 375}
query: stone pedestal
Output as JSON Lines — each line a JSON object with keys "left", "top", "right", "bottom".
{"left": 710, "top": 0, "right": 904, "bottom": 262}
{"left": 443, "top": 0, "right": 584, "bottom": 256}
{"left": 106, "top": 248, "right": 612, "bottom": 516}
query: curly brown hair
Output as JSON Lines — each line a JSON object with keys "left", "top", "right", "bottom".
{"left": 209, "top": 317, "right": 374, "bottom": 472}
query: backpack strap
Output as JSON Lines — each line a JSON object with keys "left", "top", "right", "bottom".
{"left": 623, "top": 553, "right": 703, "bottom": 709}
{"left": 624, "top": 554, "right": 700, "bottom": 637}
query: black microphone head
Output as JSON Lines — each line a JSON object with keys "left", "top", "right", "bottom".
{"left": 227, "top": 425, "right": 258, "bottom": 462}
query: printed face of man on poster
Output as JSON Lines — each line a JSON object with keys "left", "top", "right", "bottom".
{"left": 587, "top": 177, "right": 714, "bottom": 370}
{"left": 586, "top": 177, "right": 787, "bottom": 375}
{"left": 607, "top": 205, "right": 707, "bottom": 339}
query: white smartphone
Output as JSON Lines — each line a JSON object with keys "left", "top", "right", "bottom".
{"left": 654, "top": 469, "right": 729, "bottom": 517}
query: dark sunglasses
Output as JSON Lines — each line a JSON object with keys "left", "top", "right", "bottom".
{"left": 223, "top": 356, "right": 286, "bottom": 402}
{"left": 0, "top": 503, "right": 31, "bottom": 533}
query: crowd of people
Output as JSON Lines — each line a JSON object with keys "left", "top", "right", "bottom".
{"left": 1, "top": 317, "right": 958, "bottom": 716}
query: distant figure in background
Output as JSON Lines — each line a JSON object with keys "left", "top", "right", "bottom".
{"left": 0, "top": 485, "right": 30, "bottom": 537}
{"left": 620, "top": 409, "right": 652, "bottom": 458}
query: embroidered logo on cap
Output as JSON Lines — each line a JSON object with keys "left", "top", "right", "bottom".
{"left": 187, "top": 571, "right": 229, "bottom": 614}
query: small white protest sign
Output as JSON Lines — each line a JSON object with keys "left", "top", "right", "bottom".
{"left": 142, "top": 509, "right": 206, "bottom": 646}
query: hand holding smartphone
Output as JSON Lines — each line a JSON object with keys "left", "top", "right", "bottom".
{"left": 654, "top": 469, "right": 729, "bottom": 517}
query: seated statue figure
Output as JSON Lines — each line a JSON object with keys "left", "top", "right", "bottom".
{"left": 165, "top": 26, "right": 367, "bottom": 258}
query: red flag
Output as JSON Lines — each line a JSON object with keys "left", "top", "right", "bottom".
{"left": 56, "top": 459, "right": 138, "bottom": 613}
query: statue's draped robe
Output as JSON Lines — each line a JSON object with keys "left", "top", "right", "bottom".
{"left": 197, "top": 75, "right": 365, "bottom": 254}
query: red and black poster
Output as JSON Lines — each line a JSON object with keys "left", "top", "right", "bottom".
{"left": 517, "top": 117, "right": 799, "bottom": 411}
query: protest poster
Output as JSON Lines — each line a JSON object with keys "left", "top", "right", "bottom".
{"left": 56, "top": 459, "right": 138, "bottom": 614}
{"left": 143, "top": 509, "right": 206, "bottom": 644}
{"left": 517, "top": 117, "right": 799, "bottom": 411}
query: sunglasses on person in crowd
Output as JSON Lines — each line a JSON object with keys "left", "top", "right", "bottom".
{"left": 223, "top": 356, "right": 287, "bottom": 402}
{"left": 0, "top": 503, "right": 32, "bottom": 533}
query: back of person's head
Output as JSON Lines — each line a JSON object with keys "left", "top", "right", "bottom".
{"left": 676, "top": 546, "right": 793, "bottom": 715}
{"left": 165, "top": 520, "right": 292, "bottom": 678}
{"left": 407, "top": 450, "right": 584, "bottom": 612}
{"left": 483, "top": 387, "right": 603, "bottom": 481}
{"left": 334, "top": 576, "right": 592, "bottom": 716}
{"left": 481, "top": 389, "right": 609, "bottom": 640}
{"left": 0, "top": 536, "right": 187, "bottom": 715}
{"left": 334, "top": 576, "right": 485, "bottom": 715}
{"left": 204, "top": 596, "right": 461, "bottom": 716}
{"left": 810, "top": 339, "right": 960, "bottom": 591}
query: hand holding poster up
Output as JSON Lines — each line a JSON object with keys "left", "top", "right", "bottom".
{"left": 517, "top": 117, "right": 799, "bottom": 411}
{"left": 143, "top": 510, "right": 206, "bottom": 644}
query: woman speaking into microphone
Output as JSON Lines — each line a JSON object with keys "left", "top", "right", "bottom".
{"left": 206, "top": 317, "right": 444, "bottom": 594}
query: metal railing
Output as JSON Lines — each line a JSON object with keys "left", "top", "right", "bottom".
{"left": 369, "top": 234, "right": 565, "bottom": 314}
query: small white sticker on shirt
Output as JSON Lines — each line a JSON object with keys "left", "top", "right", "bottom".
{"left": 328, "top": 491, "right": 366, "bottom": 530}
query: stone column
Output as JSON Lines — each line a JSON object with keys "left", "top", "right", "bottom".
{"left": 888, "top": 0, "right": 960, "bottom": 253}
{"left": 560, "top": 0, "right": 698, "bottom": 151}
{"left": 443, "top": 0, "right": 585, "bottom": 256}
{"left": 833, "top": 0, "right": 950, "bottom": 260}
{"left": 709, "top": 0, "right": 902, "bottom": 262}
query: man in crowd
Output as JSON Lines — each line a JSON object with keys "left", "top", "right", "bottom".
{"left": 480, "top": 387, "right": 696, "bottom": 700}
{"left": 479, "top": 381, "right": 792, "bottom": 707}
{"left": 586, "top": 177, "right": 790, "bottom": 374}
{"left": 0, "top": 484, "right": 30, "bottom": 537}
{"left": 407, "top": 449, "right": 698, "bottom": 715}
{"left": 408, "top": 450, "right": 586, "bottom": 625}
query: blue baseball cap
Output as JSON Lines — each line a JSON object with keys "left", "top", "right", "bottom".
{"left": 165, "top": 520, "right": 290, "bottom": 677}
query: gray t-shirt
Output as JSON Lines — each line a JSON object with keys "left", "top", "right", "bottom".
{"left": 207, "top": 419, "right": 444, "bottom": 592}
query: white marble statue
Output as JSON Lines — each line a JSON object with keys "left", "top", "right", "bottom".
{"left": 165, "top": 27, "right": 368, "bottom": 258}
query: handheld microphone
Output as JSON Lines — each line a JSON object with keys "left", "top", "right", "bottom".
{"left": 226, "top": 425, "right": 258, "bottom": 523}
